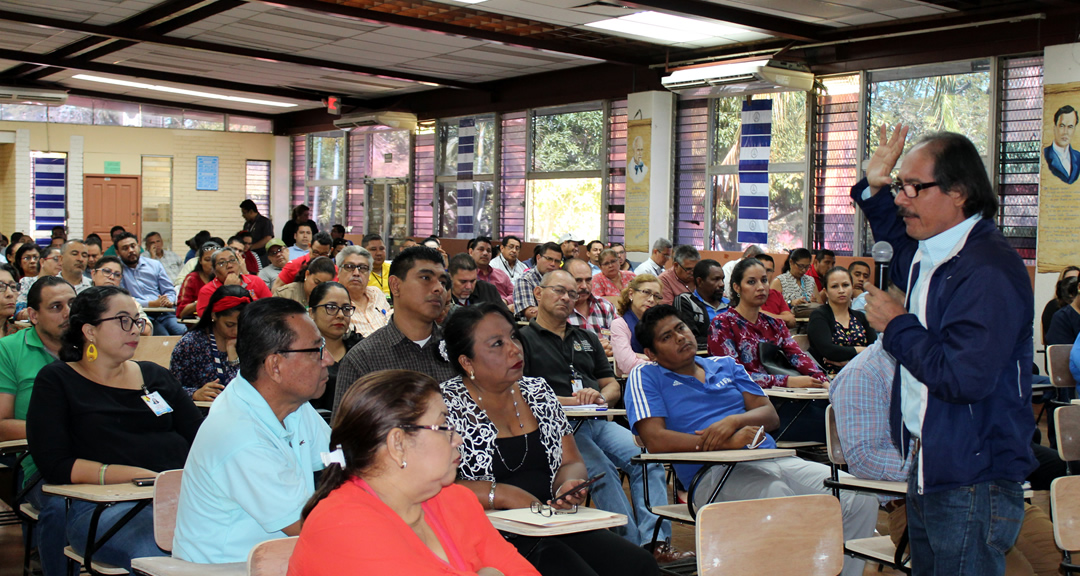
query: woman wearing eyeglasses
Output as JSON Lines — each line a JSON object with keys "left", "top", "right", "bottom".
{"left": 176, "top": 242, "right": 220, "bottom": 319}
{"left": 336, "top": 246, "right": 390, "bottom": 337}
{"left": 170, "top": 285, "right": 250, "bottom": 401}
{"left": 289, "top": 369, "right": 538, "bottom": 576}
{"left": 438, "top": 303, "right": 658, "bottom": 576}
{"left": 307, "top": 281, "right": 362, "bottom": 412}
{"left": 0, "top": 263, "right": 19, "bottom": 337}
{"left": 195, "top": 248, "right": 271, "bottom": 317}
{"left": 591, "top": 248, "right": 636, "bottom": 307}
{"left": 26, "top": 285, "right": 203, "bottom": 571}
{"left": 610, "top": 274, "right": 661, "bottom": 377}
{"left": 91, "top": 256, "right": 154, "bottom": 336}
{"left": 12, "top": 243, "right": 44, "bottom": 319}
{"left": 770, "top": 247, "right": 818, "bottom": 315}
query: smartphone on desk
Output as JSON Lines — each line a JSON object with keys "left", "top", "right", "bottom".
{"left": 131, "top": 477, "right": 156, "bottom": 487}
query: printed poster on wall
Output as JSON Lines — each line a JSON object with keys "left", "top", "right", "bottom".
{"left": 624, "top": 119, "right": 651, "bottom": 253}
{"left": 196, "top": 156, "right": 219, "bottom": 191}
{"left": 1036, "top": 44, "right": 1080, "bottom": 273}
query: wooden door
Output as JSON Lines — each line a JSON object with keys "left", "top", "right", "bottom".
{"left": 84, "top": 175, "right": 141, "bottom": 249}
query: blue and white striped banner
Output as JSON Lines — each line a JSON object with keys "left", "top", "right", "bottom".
{"left": 456, "top": 118, "right": 475, "bottom": 238}
{"left": 737, "top": 100, "right": 771, "bottom": 245}
{"left": 34, "top": 156, "right": 66, "bottom": 245}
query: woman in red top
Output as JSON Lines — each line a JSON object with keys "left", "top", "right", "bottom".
{"left": 288, "top": 370, "right": 539, "bottom": 576}
{"left": 176, "top": 242, "right": 218, "bottom": 319}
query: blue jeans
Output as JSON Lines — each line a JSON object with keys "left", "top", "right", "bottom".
{"left": 66, "top": 499, "right": 165, "bottom": 571}
{"left": 907, "top": 459, "right": 1024, "bottom": 576}
{"left": 149, "top": 312, "right": 186, "bottom": 336}
{"left": 573, "top": 419, "right": 670, "bottom": 547}
{"left": 24, "top": 482, "right": 76, "bottom": 576}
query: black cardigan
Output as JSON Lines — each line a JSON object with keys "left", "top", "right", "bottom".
{"left": 806, "top": 304, "right": 877, "bottom": 367}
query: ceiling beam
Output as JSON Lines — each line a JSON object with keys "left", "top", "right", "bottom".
{"left": 612, "top": 0, "right": 829, "bottom": 42}
{"left": 0, "top": 47, "right": 327, "bottom": 102}
{"left": 0, "top": 9, "right": 480, "bottom": 90}
{"left": 244, "top": 0, "right": 641, "bottom": 66}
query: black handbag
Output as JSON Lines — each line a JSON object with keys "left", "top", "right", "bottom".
{"left": 758, "top": 341, "right": 802, "bottom": 376}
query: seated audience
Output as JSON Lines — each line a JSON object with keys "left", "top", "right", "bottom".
{"left": 58, "top": 240, "right": 92, "bottom": 294}
{"left": 273, "top": 256, "right": 336, "bottom": 307}
{"left": 709, "top": 258, "right": 827, "bottom": 442}
{"left": 176, "top": 241, "right": 220, "bottom": 319}
{"left": 101, "top": 225, "right": 128, "bottom": 257}
{"left": 90, "top": 256, "right": 153, "bottom": 335}
{"left": 848, "top": 260, "right": 872, "bottom": 312}
{"left": 116, "top": 232, "right": 185, "bottom": 335}
{"left": 84, "top": 236, "right": 102, "bottom": 275}
{"left": 756, "top": 254, "right": 796, "bottom": 328}
{"left": 442, "top": 304, "right": 659, "bottom": 575}
{"left": 281, "top": 204, "right": 318, "bottom": 247}
{"left": 806, "top": 248, "right": 836, "bottom": 294}
{"left": 512, "top": 242, "right": 563, "bottom": 321}
{"left": 336, "top": 246, "right": 389, "bottom": 337}
{"left": 634, "top": 238, "right": 671, "bottom": 277}
{"left": 626, "top": 305, "right": 877, "bottom": 576}
{"left": 491, "top": 235, "right": 527, "bottom": 281}
{"left": 331, "top": 238, "right": 348, "bottom": 258}
{"left": 807, "top": 266, "right": 877, "bottom": 373}
{"left": 182, "top": 231, "right": 211, "bottom": 263}
{"left": 227, "top": 235, "right": 255, "bottom": 275}
{"left": 144, "top": 231, "right": 183, "bottom": 284}
{"left": 558, "top": 233, "right": 581, "bottom": 261}
{"left": 1046, "top": 276, "right": 1080, "bottom": 346}
{"left": 421, "top": 236, "right": 450, "bottom": 267}
{"left": 258, "top": 238, "right": 289, "bottom": 287}
{"left": 564, "top": 258, "right": 616, "bottom": 344}
{"left": 584, "top": 240, "right": 604, "bottom": 275}
{"left": 673, "top": 259, "right": 727, "bottom": 350}
{"left": 170, "top": 285, "right": 249, "bottom": 401}
{"left": 289, "top": 222, "right": 315, "bottom": 261}
{"left": 770, "top": 247, "right": 818, "bottom": 317}
{"left": 611, "top": 273, "right": 661, "bottom": 376}
{"left": 830, "top": 340, "right": 1063, "bottom": 576}
{"left": 307, "top": 281, "right": 362, "bottom": 412}
{"left": 610, "top": 242, "right": 634, "bottom": 272}
{"left": 0, "top": 276, "right": 74, "bottom": 576}
{"left": 195, "top": 248, "right": 271, "bottom": 317}
{"left": 469, "top": 236, "right": 514, "bottom": 306}
{"left": 721, "top": 245, "right": 763, "bottom": 298}
{"left": 333, "top": 246, "right": 457, "bottom": 414}
{"left": 519, "top": 273, "right": 679, "bottom": 560}
{"left": 0, "top": 263, "right": 17, "bottom": 336}
{"left": 362, "top": 233, "right": 391, "bottom": 298}
{"left": 172, "top": 297, "right": 330, "bottom": 563}
{"left": 26, "top": 286, "right": 202, "bottom": 571}
{"left": 14, "top": 244, "right": 50, "bottom": 318}
{"left": 1072, "top": 331, "right": 1080, "bottom": 387}
{"left": 290, "top": 369, "right": 540, "bottom": 576}
{"left": 272, "top": 232, "right": 334, "bottom": 290}
{"left": 1042, "top": 267, "right": 1079, "bottom": 341}
{"left": 658, "top": 245, "right": 699, "bottom": 304}
{"left": 592, "top": 248, "right": 636, "bottom": 306}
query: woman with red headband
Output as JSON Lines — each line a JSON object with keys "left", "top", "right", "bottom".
{"left": 169, "top": 285, "right": 250, "bottom": 401}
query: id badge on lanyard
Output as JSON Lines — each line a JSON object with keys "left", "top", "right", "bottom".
{"left": 141, "top": 387, "right": 174, "bottom": 416}
{"left": 570, "top": 366, "right": 583, "bottom": 393}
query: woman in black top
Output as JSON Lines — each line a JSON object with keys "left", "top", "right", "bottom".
{"left": 307, "top": 281, "right": 362, "bottom": 413}
{"left": 26, "top": 286, "right": 203, "bottom": 571}
{"left": 807, "top": 267, "right": 877, "bottom": 373}
{"left": 1046, "top": 277, "right": 1080, "bottom": 346}
{"left": 440, "top": 303, "right": 658, "bottom": 576}
{"left": 1043, "top": 272, "right": 1079, "bottom": 342}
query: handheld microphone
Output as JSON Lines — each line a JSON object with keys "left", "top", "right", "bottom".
{"left": 871, "top": 241, "right": 893, "bottom": 290}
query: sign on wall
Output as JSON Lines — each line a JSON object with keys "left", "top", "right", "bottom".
{"left": 624, "top": 119, "right": 652, "bottom": 252}
{"left": 34, "top": 156, "right": 66, "bottom": 245}
{"left": 737, "top": 99, "right": 772, "bottom": 245}
{"left": 1036, "top": 45, "right": 1080, "bottom": 273}
{"left": 196, "top": 155, "right": 219, "bottom": 191}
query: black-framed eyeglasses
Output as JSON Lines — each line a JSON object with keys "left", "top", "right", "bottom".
{"left": 340, "top": 263, "right": 371, "bottom": 274}
{"left": 312, "top": 303, "right": 355, "bottom": 317}
{"left": 890, "top": 179, "right": 939, "bottom": 198}
{"left": 277, "top": 340, "right": 326, "bottom": 358}
{"left": 0, "top": 281, "right": 19, "bottom": 293}
{"left": 540, "top": 285, "right": 579, "bottom": 300}
{"left": 400, "top": 423, "right": 457, "bottom": 441}
{"left": 531, "top": 501, "right": 578, "bottom": 517}
{"left": 95, "top": 269, "right": 122, "bottom": 280}
{"left": 215, "top": 258, "right": 239, "bottom": 267}
{"left": 92, "top": 315, "right": 148, "bottom": 333}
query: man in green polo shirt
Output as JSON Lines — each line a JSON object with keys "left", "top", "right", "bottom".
{"left": 0, "top": 275, "right": 74, "bottom": 576}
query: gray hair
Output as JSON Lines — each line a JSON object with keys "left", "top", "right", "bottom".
{"left": 61, "top": 239, "right": 85, "bottom": 254}
{"left": 336, "top": 245, "right": 371, "bottom": 267}
{"left": 210, "top": 248, "right": 234, "bottom": 267}
{"left": 540, "top": 269, "right": 573, "bottom": 286}
{"left": 673, "top": 245, "right": 700, "bottom": 265}
{"left": 651, "top": 237, "right": 673, "bottom": 252}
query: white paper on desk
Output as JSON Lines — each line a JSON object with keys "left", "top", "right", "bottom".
{"left": 563, "top": 404, "right": 607, "bottom": 411}
{"left": 773, "top": 387, "right": 828, "bottom": 394}
{"left": 488, "top": 507, "right": 621, "bottom": 527}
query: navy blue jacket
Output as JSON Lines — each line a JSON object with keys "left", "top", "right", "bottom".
{"left": 852, "top": 179, "right": 1036, "bottom": 493}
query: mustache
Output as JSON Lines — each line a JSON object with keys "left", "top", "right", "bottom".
{"left": 897, "top": 207, "right": 918, "bottom": 219}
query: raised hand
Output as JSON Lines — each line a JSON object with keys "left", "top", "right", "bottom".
{"left": 866, "top": 123, "right": 909, "bottom": 195}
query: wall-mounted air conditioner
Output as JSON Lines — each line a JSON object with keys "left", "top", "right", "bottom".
{"left": 333, "top": 111, "right": 417, "bottom": 132}
{"left": 661, "top": 59, "right": 814, "bottom": 97}
{"left": 0, "top": 87, "right": 69, "bottom": 106}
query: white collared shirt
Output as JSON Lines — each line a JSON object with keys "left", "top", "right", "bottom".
{"left": 1053, "top": 143, "right": 1072, "bottom": 174}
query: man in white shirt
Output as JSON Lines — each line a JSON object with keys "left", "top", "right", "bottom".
{"left": 144, "top": 231, "right": 184, "bottom": 285}
{"left": 1044, "top": 105, "right": 1080, "bottom": 185}
{"left": 490, "top": 235, "right": 527, "bottom": 281}
{"left": 634, "top": 237, "right": 672, "bottom": 277}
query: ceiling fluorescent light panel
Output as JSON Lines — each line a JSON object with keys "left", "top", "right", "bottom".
{"left": 71, "top": 74, "right": 298, "bottom": 108}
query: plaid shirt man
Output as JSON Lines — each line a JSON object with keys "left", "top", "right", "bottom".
{"left": 567, "top": 293, "right": 616, "bottom": 335}
{"left": 512, "top": 268, "right": 543, "bottom": 319}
